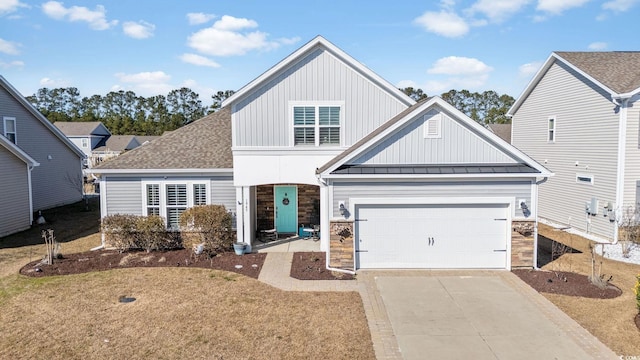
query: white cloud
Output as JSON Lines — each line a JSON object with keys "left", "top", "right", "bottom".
{"left": 0, "top": 38, "right": 20, "bottom": 55}
{"left": 0, "top": 0, "right": 28, "bottom": 15}
{"left": 536, "top": 0, "right": 590, "bottom": 14}
{"left": 588, "top": 42, "right": 608, "bottom": 50}
{"left": 603, "top": 0, "right": 639, "bottom": 11}
{"left": 427, "top": 56, "right": 493, "bottom": 76}
{"left": 180, "top": 79, "right": 216, "bottom": 102}
{"left": 413, "top": 10, "right": 469, "bottom": 37}
{"left": 39, "top": 77, "right": 70, "bottom": 87}
{"left": 187, "top": 12, "right": 216, "bottom": 25}
{"left": 467, "top": 0, "right": 532, "bottom": 23}
{"left": 278, "top": 36, "right": 302, "bottom": 45}
{"left": 0, "top": 60, "right": 24, "bottom": 69}
{"left": 114, "top": 71, "right": 173, "bottom": 96}
{"left": 179, "top": 53, "right": 221, "bottom": 68}
{"left": 123, "top": 20, "right": 155, "bottom": 39}
{"left": 518, "top": 61, "right": 543, "bottom": 78}
{"left": 187, "top": 15, "right": 286, "bottom": 56}
{"left": 396, "top": 80, "right": 419, "bottom": 89}
{"left": 41, "top": 1, "right": 117, "bottom": 30}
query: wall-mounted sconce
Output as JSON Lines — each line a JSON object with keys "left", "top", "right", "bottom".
{"left": 339, "top": 201, "right": 346, "bottom": 216}
{"left": 519, "top": 199, "right": 531, "bottom": 218}
{"left": 47, "top": 155, "right": 53, "bottom": 160}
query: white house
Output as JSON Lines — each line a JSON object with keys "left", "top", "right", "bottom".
{"left": 509, "top": 51, "right": 640, "bottom": 243}
{"left": 94, "top": 36, "right": 551, "bottom": 271}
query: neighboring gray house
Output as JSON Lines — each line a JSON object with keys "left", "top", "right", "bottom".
{"left": 0, "top": 76, "right": 85, "bottom": 235}
{"left": 95, "top": 36, "right": 551, "bottom": 271}
{"left": 92, "top": 135, "right": 141, "bottom": 166}
{"left": 53, "top": 121, "right": 111, "bottom": 168}
{"left": 510, "top": 51, "right": 640, "bottom": 243}
{"left": 0, "top": 135, "right": 39, "bottom": 237}
{"left": 486, "top": 123, "right": 512, "bottom": 143}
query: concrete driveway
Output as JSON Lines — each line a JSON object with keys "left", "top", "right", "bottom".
{"left": 369, "top": 272, "right": 617, "bottom": 360}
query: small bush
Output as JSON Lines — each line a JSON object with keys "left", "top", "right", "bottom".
{"left": 102, "top": 214, "right": 179, "bottom": 252}
{"left": 180, "top": 205, "right": 235, "bottom": 255}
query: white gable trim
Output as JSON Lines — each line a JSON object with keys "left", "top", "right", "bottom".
{"left": 0, "top": 76, "right": 86, "bottom": 160}
{"left": 319, "top": 96, "right": 552, "bottom": 177}
{"left": 222, "top": 36, "right": 415, "bottom": 109}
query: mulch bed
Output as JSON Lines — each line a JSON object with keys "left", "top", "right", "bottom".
{"left": 290, "top": 252, "right": 354, "bottom": 280}
{"left": 512, "top": 269, "right": 622, "bottom": 299}
{"left": 19, "top": 249, "right": 266, "bottom": 279}
{"left": 636, "top": 313, "right": 640, "bottom": 332}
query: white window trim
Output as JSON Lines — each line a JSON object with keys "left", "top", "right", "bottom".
{"left": 3, "top": 117, "right": 16, "bottom": 144}
{"left": 548, "top": 116, "right": 556, "bottom": 143}
{"left": 289, "top": 101, "right": 345, "bottom": 147}
{"left": 81, "top": 138, "right": 89, "bottom": 148}
{"left": 141, "top": 180, "right": 211, "bottom": 228}
{"left": 576, "top": 173, "right": 594, "bottom": 185}
{"left": 423, "top": 111, "right": 442, "bottom": 139}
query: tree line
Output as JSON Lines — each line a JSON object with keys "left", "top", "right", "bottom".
{"left": 26, "top": 87, "right": 512, "bottom": 135}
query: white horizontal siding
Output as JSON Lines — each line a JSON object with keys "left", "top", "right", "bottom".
{"left": 234, "top": 47, "right": 408, "bottom": 147}
{"left": 353, "top": 108, "right": 516, "bottom": 165}
{"left": 331, "top": 180, "right": 531, "bottom": 218}
{"left": 624, "top": 103, "right": 640, "bottom": 209}
{"left": 511, "top": 60, "right": 619, "bottom": 239}
{"left": 105, "top": 177, "right": 143, "bottom": 216}
{"left": 210, "top": 176, "right": 236, "bottom": 211}
{"left": 0, "top": 148, "right": 31, "bottom": 237}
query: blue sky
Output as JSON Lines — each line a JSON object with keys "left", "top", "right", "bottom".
{"left": 1, "top": 0, "right": 638, "bottom": 106}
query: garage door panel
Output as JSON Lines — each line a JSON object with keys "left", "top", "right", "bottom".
{"left": 356, "top": 203, "right": 508, "bottom": 269}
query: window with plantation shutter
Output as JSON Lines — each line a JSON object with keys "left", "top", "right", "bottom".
{"left": 166, "top": 184, "right": 187, "bottom": 229}
{"left": 146, "top": 184, "right": 160, "bottom": 216}
{"left": 292, "top": 104, "right": 342, "bottom": 146}
{"left": 194, "top": 184, "right": 207, "bottom": 205}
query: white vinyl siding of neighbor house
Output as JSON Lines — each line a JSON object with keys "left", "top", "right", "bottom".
{"left": 330, "top": 181, "right": 532, "bottom": 219}
{"left": 0, "top": 147, "right": 31, "bottom": 237}
{"left": 0, "top": 86, "right": 82, "bottom": 211}
{"left": 103, "top": 176, "right": 237, "bottom": 220}
{"left": 233, "top": 47, "right": 409, "bottom": 147}
{"left": 623, "top": 103, "right": 640, "bottom": 209}
{"left": 352, "top": 108, "right": 518, "bottom": 165}
{"left": 511, "top": 60, "right": 619, "bottom": 239}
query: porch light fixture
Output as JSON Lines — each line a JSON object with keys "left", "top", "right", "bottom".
{"left": 339, "top": 202, "right": 346, "bottom": 215}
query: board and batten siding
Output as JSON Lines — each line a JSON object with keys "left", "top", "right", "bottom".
{"left": 623, "top": 103, "right": 640, "bottom": 210}
{"left": 104, "top": 176, "right": 237, "bottom": 217}
{"left": 330, "top": 181, "right": 532, "bottom": 218}
{"left": 233, "top": 47, "right": 408, "bottom": 147}
{"left": 353, "top": 107, "right": 517, "bottom": 165}
{"left": 512, "top": 60, "right": 619, "bottom": 239}
{"left": 0, "top": 147, "right": 31, "bottom": 237}
{"left": 0, "top": 86, "right": 83, "bottom": 211}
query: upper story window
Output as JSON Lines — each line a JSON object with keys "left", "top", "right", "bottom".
{"left": 548, "top": 116, "right": 556, "bottom": 142}
{"left": 3, "top": 117, "right": 16, "bottom": 144}
{"left": 292, "top": 103, "right": 342, "bottom": 146}
{"left": 81, "top": 138, "right": 89, "bottom": 148}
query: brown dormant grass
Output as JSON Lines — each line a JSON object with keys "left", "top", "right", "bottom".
{"left": 538, "top": 224, "right": 640, "bottom": 356}
{"left": 0, "top": 199, "right": 374, "bottom": 359}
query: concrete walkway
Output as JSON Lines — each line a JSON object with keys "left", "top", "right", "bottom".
{"left": 256, "top": 250, "right": 617, "bottom": 359}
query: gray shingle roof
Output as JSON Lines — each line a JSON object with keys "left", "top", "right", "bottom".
{"left": 93, "top": 135, "right": 139, "bottom": 152}
{"left": 95, "top": 107, "right": 232, "bottom": 170}
{"left": 486, "top": 124, "right": 511, "bottom": 143}
{"left": 53, "top": 121, "right": 110, "bottom": 136}
{"left": 555, "top": 51, "right": 640, "bottom": 94}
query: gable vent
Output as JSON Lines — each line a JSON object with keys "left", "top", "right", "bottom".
{"left": 424, "top": 112, "right": 442, "bottom": 139}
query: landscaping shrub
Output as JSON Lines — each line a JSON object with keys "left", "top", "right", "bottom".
{"left": 180, "top": 205, "right": 235, "bottom": 255}
{"left": 102, "top": 214, "right": 179, "bottom": 252}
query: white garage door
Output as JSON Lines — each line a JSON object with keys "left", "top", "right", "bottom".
{"left": 355, "top": 203, "right": 509, "bottom": 269}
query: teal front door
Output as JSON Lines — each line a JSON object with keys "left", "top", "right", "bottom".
{"left": 275, "top": 186, "right": 297, "bottom": 233}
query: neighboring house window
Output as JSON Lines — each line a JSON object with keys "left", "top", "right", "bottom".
{"left": 3, "top": 117, "right": 16, "bottom": 144}
{"left": 142, "top": 181, "right": 209, "bottom": 229}
{"left": 548, "top": 116, "right": 556, "bottom": 142}
{"left": 424, "top": 111, "right": 442, "bottom": 139}
{"left": 81, "top": 138, "right": 89, "bottom": 148}
{"left": 576, "top": 174, "right": 594, "bottom": 185}
{"left": 292, "top": 104, "right": 341, "bottom": 146}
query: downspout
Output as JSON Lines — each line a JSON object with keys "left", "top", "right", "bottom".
{"left": 533, "top": 177, "right": 548, "bottom": 270}
{"left": 316, "top": 171, "right": 356, "bottom": 275}
{"left": 612, "top": 96, "right": 629, "bottom": 245}
{"left": 27, "top": 164, "right": 35, "bottom": 225}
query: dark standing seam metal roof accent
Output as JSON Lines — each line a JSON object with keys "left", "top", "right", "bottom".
{"left": 330, "top": 164, "right": 539, "bottom": 175}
